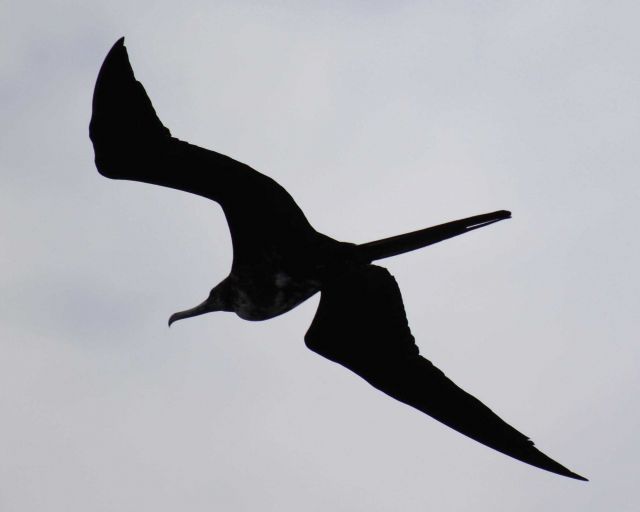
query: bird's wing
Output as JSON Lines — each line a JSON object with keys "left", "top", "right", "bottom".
{"left": 89, "top": 38, "right": 318, "bottom": 262}
{"left": 305, "top": 265, "right": 586, "bottom": 481}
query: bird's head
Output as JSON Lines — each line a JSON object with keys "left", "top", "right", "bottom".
{"left": 168, "top": 279, "right": 233, "bottom": 326}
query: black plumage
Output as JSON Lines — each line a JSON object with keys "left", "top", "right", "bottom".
{"left": 90, "top": 38, "right": 586, "bottom": 481}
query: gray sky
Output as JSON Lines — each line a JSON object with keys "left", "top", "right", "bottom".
{"left": 2, "top": 1, "right": 639, "bottom": 510}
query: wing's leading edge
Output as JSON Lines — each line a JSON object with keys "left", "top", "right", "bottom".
{"left": 305, "top": 265, "right": 587, "bottom": 481}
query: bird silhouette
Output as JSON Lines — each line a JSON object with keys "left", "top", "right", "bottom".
{"left": 90, "top": 38, "right": 586, "bottom": 481}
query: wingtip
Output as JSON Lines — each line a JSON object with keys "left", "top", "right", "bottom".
{"left": 568, "top": 472, "right": 589, "bottom": 482}
{"left": 91, "top": 36, "right": 135, "bottom": 116}
{"left": 111, "top": 37, "right": 127, "bottom": 55}
{"left": 519, "top": 446, "right": 588, "bottom": 482}
{"left": 97, "top": 37, "right": 129, "bottom": 74}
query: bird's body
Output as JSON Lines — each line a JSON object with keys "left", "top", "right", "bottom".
{"left": 226, "top": 225, "right": 359, "bottom": 320}
{"left": 216, "top": 268, "right": 321, "bottom": 321}
{"left": 90, "top": 38, "right": 586, "bottom": 481}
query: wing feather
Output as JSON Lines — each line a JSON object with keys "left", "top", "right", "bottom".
{"left": 305, "top": 265, "right": 586, "bottom": 481}
{"left": 89, "top": 38, "right": 317, "bottom": 260}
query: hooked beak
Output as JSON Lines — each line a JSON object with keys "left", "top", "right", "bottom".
{"left": 168, "top": 297, "right": 218, "bottom": 327}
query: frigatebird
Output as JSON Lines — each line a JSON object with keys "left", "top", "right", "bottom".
{"left": 90, "top": 38, "right": 586, "bottom": 481}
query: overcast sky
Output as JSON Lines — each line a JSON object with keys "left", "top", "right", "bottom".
{"left": 2, "top": 1, "right": 639, "bottom": 510}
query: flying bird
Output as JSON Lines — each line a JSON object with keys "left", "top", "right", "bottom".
{"left": 90, "top": 38, "right": 586, "bottom": 481}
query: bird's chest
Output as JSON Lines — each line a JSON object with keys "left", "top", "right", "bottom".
{"left": 231, "top": 270, "right": 321, "bottom": 321}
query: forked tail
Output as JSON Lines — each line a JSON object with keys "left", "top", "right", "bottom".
{"left": 358, "top": 210, "right": 511, "bottom": 263}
